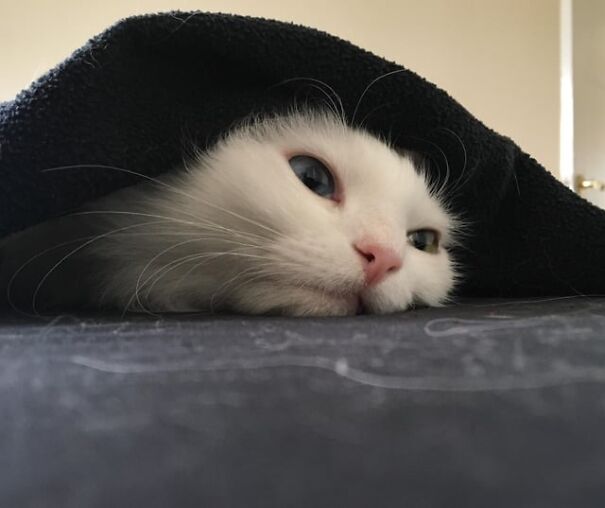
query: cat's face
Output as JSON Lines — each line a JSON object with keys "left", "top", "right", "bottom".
{"left": 132, "top": 111, "right": 457, "bottom": 316}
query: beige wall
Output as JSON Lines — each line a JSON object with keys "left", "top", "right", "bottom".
{"left": 1, "top": 0, "right": 560, "bottom": 173}
{"left": 573, "top": 0, "right": 605, "bottom": 206}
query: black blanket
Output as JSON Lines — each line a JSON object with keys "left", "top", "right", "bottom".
{"left": 1, "top": 12, "right": 603, "bottom": 298}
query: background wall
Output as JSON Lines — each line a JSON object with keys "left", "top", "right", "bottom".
{"left": 573, "top": 0, "right": 605, "bottom": 206}
{"left": 0, "top": 0, "right": 560, "bottom": 174}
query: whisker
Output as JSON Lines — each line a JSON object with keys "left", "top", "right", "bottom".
{"left": 43, "top": 165, "right": 282, "bottom": 237}
{"left": 5, "top": 220, "right": 179, "bottom": 316}
{"left": 21, "top": 221, "right": 171, "bottom": 316}
{"left": 437, "top": 127, "right": 474, "bottom": 198}
{"left": 41, "top": 164, "right": 194, "bottom": 198}
{"left": 130, "top": 237, "right": 214, "bottom": 315}
{"left": 72, "top": 209, "right": 201, "bottom": 228}
{"left": 358, "top": 102, "right": 395, "bottom": 130}
{"left": 151, "top": 200, "right": 273, "bottom": 243}
{"left": 303, "top": 83, "right": 341, "bottom": 120}
{"left": 208, "top": 265, "right": 264, "bottom": 310}
{"left": 123, "top": 250, "right": 224, "bottom": 315}
{"left": 191, "top": 259, "right": 303, "bottom": 313}
{"left": 398, "top": 134, "right": 452, "bottom": 199}
{"left": 72, "top": 208, "right": 275, "bottom": 246}
{"left": 352, "top": 68, "right": 408, "bottom": 126}
{"left": 139, "top": 250, "right": 280, "bottom": 310}
{"left": 207, "top": 265, "right": 300, "bottom": 313}
{"left": 129, "top": 237, "right": 271, "bottom": 313}
{"left": 271, "top": 77, "right": 346, "bottom": 126}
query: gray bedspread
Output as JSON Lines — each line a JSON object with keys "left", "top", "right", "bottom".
{"left": 2, "top": 298, "right": 605, "bottom": 507}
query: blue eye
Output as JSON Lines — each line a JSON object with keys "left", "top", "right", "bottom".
{"left": 288, "top": 155, "right": 335, "bottom": 198}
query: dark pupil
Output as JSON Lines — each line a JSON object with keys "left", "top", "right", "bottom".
{"left": 411, "top": 230, "right": 437, "bottom": 251}
{"left": 289, "top": 156, "right": 334, "bottom": 197}
{"left": 413, "top": 232, "right": 430, "bottom": 249}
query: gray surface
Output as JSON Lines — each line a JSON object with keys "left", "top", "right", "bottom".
{"left": 2, "top": 298, "right": 605, "bottom": 507}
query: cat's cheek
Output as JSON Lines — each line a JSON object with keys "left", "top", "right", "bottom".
{"left": 363, "top": 277, "right": 414, "bottom": 314}
{"left": 406, "top": 253, "right": 456, "bottom": 306}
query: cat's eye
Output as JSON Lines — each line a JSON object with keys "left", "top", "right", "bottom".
{"left": 288, "top": 155, "right": 335, "bottom": 198}
{"left": 408, "top": 229, "right": 440, "bottom": 253}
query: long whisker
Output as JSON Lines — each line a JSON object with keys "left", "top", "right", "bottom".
{"left": 5, "top": 228, "right": 264, "bottom": 314}
{"left": 304, "top": 83, "right": 341, "bottom": 121}
{"left": 23, "top": 220, "right": 174, "bottom": 316}
{"left": 41, "top": 164, "right": 194, "bottom": 197}
{"left": 207, "top": 263, "right": 304, "bottom": 313}
{"left": 352, "top": 68, "right": 408, "bottom": 126}
{"left": 358, "top": 102, "right": 395, "bottom": 130}
{"left": 43, "top": 165, "right": 282, "bottom": 237}
{"left": 398, "top": 134, "right": 452, "bottom": 199}
{"left": 438, "top": 127, "right": 472, "bottom": 198}
{"left": 72, "top": 209, "right": 275, "bottom": 245}
{"left": 140, "top": 250, "right": 280, "bottom": 309}
{"left": 271, "top": 77, "right": 346, "bottom": 126}
{"left": 130, "top": 237, "right": 215, "bottom": 315}
{"left": 124, "top": 250, "right": 221, "bottom": 315}
{"left": 5, "top": 220, "right": 179, "bottom": 316}
{"left": 208, "top": 265, "right": 263, "bottom": 311}
{"left": 129, "top": 236, "right": 272, "bottom": 313}
{"left": 82, "top": 207, "right": 270, "bottom": 243}
{"left": 182, "top": 255, "right": 302, "bottom": 313}
{"left": 148, "top": 199, "right": 273, "bottom": 244}
{"left": 71, "top": 209, "right": 201, "bottom": 228}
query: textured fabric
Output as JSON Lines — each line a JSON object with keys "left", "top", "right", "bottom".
{"left": 2, "top": 298, "right": 605, "bottom": 508}
{"left": 0, "top": 11, "right": 603, "bottom": 297}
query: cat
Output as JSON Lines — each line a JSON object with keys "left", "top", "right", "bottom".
{"left": 0, "top": 109, "right": 460, "bottom": 316}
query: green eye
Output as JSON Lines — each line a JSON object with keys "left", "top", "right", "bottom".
{"left": 408, "top": 229, "right": 440, "bottom": 253}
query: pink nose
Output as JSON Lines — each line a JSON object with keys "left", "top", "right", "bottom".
{"left": 354, "top": 241, "right": 402, "bottom": 286}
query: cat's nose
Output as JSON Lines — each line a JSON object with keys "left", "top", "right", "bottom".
{"left": 354, "top": 241, "right": 402, "bottom": 286}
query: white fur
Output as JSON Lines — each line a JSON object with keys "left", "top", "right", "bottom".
{"left": 0, "top": 111, "right": 459, "bottom": 316}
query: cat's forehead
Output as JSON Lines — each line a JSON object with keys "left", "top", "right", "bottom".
{"left": 264, "top": 112, "right": 430, "bottom": 198}
{"left": 217, "top": 111, "right": 450, "bottom": 230}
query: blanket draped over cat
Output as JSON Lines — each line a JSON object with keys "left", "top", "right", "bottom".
{"left": 1, "top": 12, "right": 603, "bottom": 297}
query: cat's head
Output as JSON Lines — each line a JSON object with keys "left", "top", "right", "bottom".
{"left": 121, "top": 110, "right": 460, "bottom": 316}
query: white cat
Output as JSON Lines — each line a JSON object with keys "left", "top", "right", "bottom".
{"left": 0, "top": 110, "right": 459, "bottom": 316}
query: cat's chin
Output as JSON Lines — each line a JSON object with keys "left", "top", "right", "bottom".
{"left": 228, "top": 283, "right": 362, "bottom": 317}
{"left": 295, "top": 290, "right": 362, "bottom": 317}
{"left": 226, "top": 282, "right": 413, "bottom": 317}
